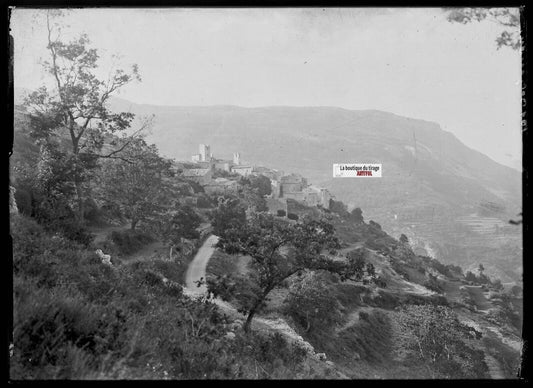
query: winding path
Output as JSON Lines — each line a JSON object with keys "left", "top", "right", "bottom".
{"left": 185, "top": 235, "right": 219, "bottom": 294}
{"left": 183, "top": 235, "right": 326, "bottom": 361}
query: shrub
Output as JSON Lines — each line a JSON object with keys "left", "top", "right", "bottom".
{"left": 196, "top": 194, "right": 212, "bottom": 208}
{"left": 109, "top": 230, "right": 154, "bottom": 256}
{"left": 359, "top": 311, "right": 370, "bottom": 321}
{"left": 369, "top": 220, "right": 382, "bottom": 230}
{"left": 276, "top": 209, "right": 286, "bottom": 217}
{"left": 11, "top": 215, "right": 314, "bottom": 380}
{"left": 58, "top": 219, "right": 95, "bottom": 246}
{"left": 336, "top": 310, "right": 392, "bottom": 364}
{"left": 283, "top": 271, "right": 344, "bottom": 335}
{"left": 287, "top": 213, "right": 299, "bottom": 221}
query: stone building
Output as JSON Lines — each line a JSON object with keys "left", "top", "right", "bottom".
{"left": 203, "top": 178, "right": 239, "bottom": 195}
{"left": 182, "top": 168, "right": 213, "bottom": 185}
{"left": 192, "top": 144, "right": 212, "bottom": 162}
{"left": 280, "top": 173, "right": 308, "bottom": 197}
{"left": 302, "top": 186, "right": 331, "bottom": 208}
{"left": 231, "top": 165, "right": 253, "bottom": 177}
{"left": 214, "top": 160, "right": 232, "bottom": 172}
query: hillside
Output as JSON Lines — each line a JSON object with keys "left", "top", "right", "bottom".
{"left": 10, "top": 101, "right": 523, "bottom": 379}
{"left": 101, "top": 98, "right": 523, "bottom": 283}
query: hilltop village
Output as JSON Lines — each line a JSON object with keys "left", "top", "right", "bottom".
{"left": 172, "top": 144, "right": 333, "bottom": 214}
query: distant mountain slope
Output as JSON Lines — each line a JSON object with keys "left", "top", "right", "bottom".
{"left": 14, "top": 89, "right": 522, "bottom": 282}
{"left": 106, "top": 97, "right": 521, "bottom": 208}
{"left": 104, "top": 99, "right": 521, "bottom": 282}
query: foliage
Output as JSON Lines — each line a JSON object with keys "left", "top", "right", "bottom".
{"left": 509, "top": 285, "right": 522, "bottom": 297}
{"left": 396, "top": 304, "right": 487, "bottom": 378}
{"left": 160, "top": 204, "right": 202, "bottom": 245}
{"left": 276, "top": 209, "right": 286, "bottom": 217}
{"left": 446, "top": 7, "right": 521, "bottom": 50}
{"left": 23, "top": 11, "right": 143, "bottom": 222}
{"left": 329, "top": 199, "right": 349, "bottom": 217}
{"left": 350, "top": 207, "right": 364, "bottom": 224}
{"left": 11, "top": 214, "right": 312, "bottom": 380}
{"left": 244, "top": 174, "right": 272, "bottom": 197}
{"left": 399, "top": 234, "right": 409, "bottom": 244}
{"left": 283, "top": 271, "right": 345, "bottom": 334}
{"left": 210, "top": 195, "right": 247, "bottom": 237}
{"left": 99, "top": 138, "right": 174, "bottom": 230}
{"left": 287, "top": 213, "right": 299, "bottom": 220}
{"left": 237, "top": 185, "right": 268, "bottom": 212}
{"left": 368, "top": 220, "right": 382, "bottom": 230}
{"left": 337, "top": 310, "right": 393, "bottom": 364}
{"left": 109, "top": 229, "right": 154, "bottom": 256}
{"left": 207, "top": 213, "right": 378, "bottom": 332}
{"left": 423, "top": 273, "right": 443, "bottom": 294}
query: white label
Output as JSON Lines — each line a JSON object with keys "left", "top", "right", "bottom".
{"left": 333, "top": 163, "right": 382, "bottom": 178}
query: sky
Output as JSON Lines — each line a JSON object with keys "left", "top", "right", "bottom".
{"left": 10, "top": 8, "right": 523, "bottom": 170}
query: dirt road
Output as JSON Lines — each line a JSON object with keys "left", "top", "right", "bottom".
{"left": 183, "top": 235, "right": 321, "bottom": 356}
{"left": 185, "top": 235, "right": 219, "bottom": 294}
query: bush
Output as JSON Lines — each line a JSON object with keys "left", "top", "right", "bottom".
{"left": 287, "top": 213, "right": 299, "bottom": 221}
{"left": 196, "top": 194, "right": 212, "bottom": 208}
{"left": 109, "top": 230, "right": 154, "bottom": 256}
{"left": 283, "top": 272, "right": 344, "bottom": 335}
{"left": 276, "top": 209, "right": 286, "bottom": 217}
{"left": 12, "top": 281, "right": 132, "bottom": 379}
{"left": 83, "top": 198, "right": 100, "bottom": 223}
{"left": 336, "top": 310, "right": 392, "bottom": 364}
{"left": 58, "top": 219, "right": 95, "bottom": 246}
{"left": 369, "top": 220, "right": 382, "bottom": 230}
{"left": 11, "top": 215, "right": 315, "bottom": 380}
{"left": 359, "top": 311, "right": 370, "bottom": 321}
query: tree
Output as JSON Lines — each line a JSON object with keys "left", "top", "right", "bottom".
{"left": 287, "top": 213, "right": 299, "bottom": 221}
{"left": 248, "top": 174, "right": 272, "bottom": 197}
{"left": 329, "top": 199, "right": 349, "bottom": 217}
{"left": 211, "top": 195, "right": 247, "bottom": 237}
{"left": 24, "top": 11, "right": 145, "bottom": 223}
{"left": 350, "top": 207, "right": 364, "bottom": 224}
{"left": 396, "top": 305, "right": 485, "bottom": 378}
{"left": 238, "top": 185, "right": 268, "bottom": 212}
{"left": 283, "top": 271, "right": 344, "bottom": 334}
{"left": 465, "top": 271, "right": 477, "bottom": 283}
{"left": 399, "top": 234, "right": 409, "bottom": 244}
{"left": 100, "top": 138, "right": 173, "bottom": 230}
{"left": 445, "top": 7, "right": 521, "bottom": 50}
{"left": 478, "top": 263, "right": 485, "bottom": 277}
{"left": 206, "top": 213, "right": 378, "bottom": 333}
{"left": 160, "top": 204, "right": 202, "bottom": 260}
{"left": 369, "top": 220, "right": 382, "bottom": 230}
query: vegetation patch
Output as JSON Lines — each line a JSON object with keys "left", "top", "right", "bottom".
{"left": 108, "top": 229, "right": 155, "bottom": 256}
{"left": 206, "top": 250, "right": 239, "bottom": 278}
{"left": 335, "top": 310, "right": 393, "bottom": 364}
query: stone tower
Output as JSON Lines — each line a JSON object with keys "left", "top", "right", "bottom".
{"left": 233, "top": 152, "right": 241, "bottom": 165}
{"left": 199, "top": 144, "right": 211, "bottom": 162}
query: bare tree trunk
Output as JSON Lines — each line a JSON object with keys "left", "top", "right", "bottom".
{"left": 243, "top": 285, "right": 275, "bottom": 333}
{"left": 244, "top": 307, "right": 259, "bottom": 334}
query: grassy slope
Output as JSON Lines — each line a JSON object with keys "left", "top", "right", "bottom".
{"left": 12, "top": 214, "right": 327, "bottom": 380}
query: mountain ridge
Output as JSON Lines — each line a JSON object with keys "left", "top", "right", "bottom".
{"left": 13, "top": 89, "right": 522, "bottom": 283}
